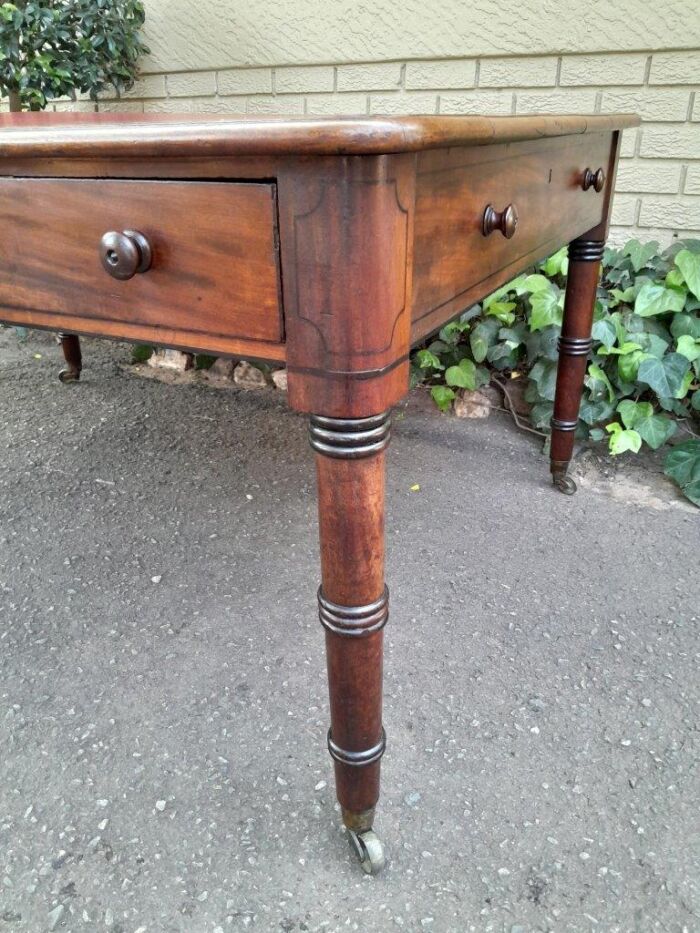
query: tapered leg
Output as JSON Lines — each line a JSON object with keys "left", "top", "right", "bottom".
{"left": 550, "top": 238, "right": 605, "bottom": 494}
{"left": 58, "top": 333, "right": 82, "bottom": 383}
{"left": 310, "top": 411, "right": 391, "bottom": 873}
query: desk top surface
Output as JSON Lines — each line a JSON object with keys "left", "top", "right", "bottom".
{"left": 0, "top": 112, "right": 640, "bottom": 159}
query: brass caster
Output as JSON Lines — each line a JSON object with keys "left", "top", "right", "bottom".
{"left": 348, "top": 829, "right": 385, "bottom": 875}
{"left": 58, "top": 368, "right": 81, "bottom": 384}
{"left": 553, "top": 473, "right": 577, "bottom": 495}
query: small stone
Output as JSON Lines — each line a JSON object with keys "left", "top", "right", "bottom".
{"left": 272, "top": 368, "right": 288, "bottom": 391}
{"left": 151, "top": 575, "right": 162, "bottom": 584}
{"left": 105, "top": 907, "right": 114, "bottom": 927}
{"left": 207, "top": 358, "right": 236, "bottom": 381}
{"left": 404, "top": 791, "right": 421, "bottom": 807}
{"left": 579, "top": 851, "right": 591, "bottom": 860}
{"left": 196, "top": 891, "right": 208, "bottom": 902}
{"left": 641, "top": 698, "right": 652, "bottom": 708}
{"left": 147, "top": 348, "right": 193, "bottom": 372}
{"left": 233, "top": 361, "right": 267, "bottom": 389}
{"left": 453, "top": 389, "right": 492, "bottom": 419}
{"left": 527, "top": 696, "right": 545, "bottom": 712}
{"left": 314, "top": 781, "right": 327, "bottom": 791}
{"left": 96, "top": 799, "right": 109, "bottom": 808}
{"left": 620, "top": 739, "right": 632, "bottom": 747}
{"left": 530, "top": 726, "right": 540, "bottom": 735}
{"left": 48, "top": 905, "right": 65, "bottom": 931}
{"left": 155, "top": 799, "right": 166, "bottom": 812}
{"left": 497, "top": 867, "right": 511, "bottom": 876}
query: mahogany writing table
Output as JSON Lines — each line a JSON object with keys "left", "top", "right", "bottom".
{"left": 0, "top": 112, "right": 639, "bottom": 873}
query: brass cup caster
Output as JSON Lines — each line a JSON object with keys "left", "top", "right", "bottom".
{"left": 348, "top": 829, "right": 385, "bottom": 875}
{"left": 58, "top": 367, "right": 81, "bottom": 384}
{"left": 552, "top": 472, "right": 577, "bottom": 495}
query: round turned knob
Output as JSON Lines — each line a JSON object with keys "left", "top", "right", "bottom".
{"left": 582, "top": 167, "right": 606, "bottom": 193}
{"left": 482, "top": 203, "right": 518, "bottom": 239}
{"left": 100, "top": 230, "right": 152, "bottom": 280}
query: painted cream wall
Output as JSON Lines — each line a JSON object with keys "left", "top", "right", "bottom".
{"left": 2, "top": 1, "right": 699, "bottom": 245}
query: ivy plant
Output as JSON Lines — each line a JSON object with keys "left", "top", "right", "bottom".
{"left": 411, "top": 238, "right": 700, "bottom": 506}
{"left": 0, "top": 0, "right": 148, "bottom": 111}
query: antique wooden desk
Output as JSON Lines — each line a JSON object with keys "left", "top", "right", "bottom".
{"left": 0, "top": 112, "right": 638, "bottom": 873}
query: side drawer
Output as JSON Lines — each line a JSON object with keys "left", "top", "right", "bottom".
{"left": 411, "top": 133, "right": 615, "bottom": 340}
{"left": 0, "top": 178, "right": 284, "bottom": 349}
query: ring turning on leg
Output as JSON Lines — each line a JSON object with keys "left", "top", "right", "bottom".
{"left": 312, "top": 411, "right": 391, "bottom": 873}
{"left": 550, "top": 238, "right": 605, "bottom": 494}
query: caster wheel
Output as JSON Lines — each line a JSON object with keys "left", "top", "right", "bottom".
{"left": 553, "top": 474, "right": 577, "bottom": 495}
{"left": 348, "top": 829, "right": 385, "bottom": 875}
{"left": 59, "top": 368, "right": 80, "bottom": 383}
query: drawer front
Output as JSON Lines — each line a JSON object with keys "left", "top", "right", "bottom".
{"left": 412, "top": 133, "right": 615, "bottom": 338}
{"left": 0, "top": 178, "right": 283, "bottom": 346}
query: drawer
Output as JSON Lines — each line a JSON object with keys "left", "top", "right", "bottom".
{"left": 411, "top": 133, "right": 614, "bottom": 338}
{"left": 0, "top": 178, "right": 283, "bottom": 347}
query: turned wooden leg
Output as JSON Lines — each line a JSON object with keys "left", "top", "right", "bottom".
{"left": 58, "top": 333, "right": 82, "bottom": 383}
{"left": 310, "top": 411, "right": 390, "bottom": 874}
{"left": 550, "top": 238, "right": 604, "bottom": 494}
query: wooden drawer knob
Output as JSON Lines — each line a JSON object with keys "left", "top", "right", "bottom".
{"left": 482, "top": 203, "right": 518, "bottom": 239}
{"left": 582, "top": 167, "right": 606, "bottom": 192}
{"left": 100, "top": 230, "right": 152, "bottom": 280}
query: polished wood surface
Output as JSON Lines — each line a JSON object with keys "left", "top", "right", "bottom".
{"left": 0, "top": 112, "right": 639, "bottom": 158}
{"left": 0, "top": 178, "right": 283, "bottom": 352}
{"left": 0, "top": 111, "right": 639, "bottom": 872}
{"left": 411, "top": 133, "right": 612, "bottom": 341}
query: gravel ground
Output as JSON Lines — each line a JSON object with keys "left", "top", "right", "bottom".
{"left": 0, "top": 330, "right": 698, "bottom": 933}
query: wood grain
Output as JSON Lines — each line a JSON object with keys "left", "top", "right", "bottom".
{"left": 410, "top": 133, "right": 614, "bottom": 342}
{"left": 0, "top": 112, "right": 639, "bottom": 159}
{"left": 0, "top": 177, "right": 284, "bottom": 349}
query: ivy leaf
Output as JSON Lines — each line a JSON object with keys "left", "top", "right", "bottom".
{"left": 540, "top": 247, "right": 568, "bottom": 278}
{"left": 439, "top": 320, "right": 470, "bottom": 345}
{"left": 529, "top": 288, "right": 563, "bottom": 332}
{"left": 591, "top": 317, "right": 617, "bottom": 348}
{"left": 579, "top": 397, "right": 615, "bottom": 426}
{"left": 675, "top": 249, "right": 700, "bottom": 300}
{"left": 485, "top": 301, "right": 516, "bottom": 325}
{"left": 664, "top": 439, "right": 700, "bottom": 506}
{"left": 470, "top": 318, "right": 500, "bottom": 363}
{"left": 636, "top": 412, "right": 677, "bottom": 449}
{"left": 606, "top": 422, "right": 642, "bottom": 455}
{"left": 624, "top": 239, "right": 660, "bottom": 273}
{"left": 617, "top": 349, "right": 648, "bottom": 384}
{"left": 430, "top": 385, "right": 455, "bottom": 412}
{"left": 691, "top": 389, "right": 700, "bottom": 411}
{"left": 637, "top": 353, "right": 691, "bottom": 398}
{"left": 529, "top": 401, "right": 554, "bottom": 430}
{"left": 616, "top": 399, "right": 652, "bottom": 429}
{"left": 634, "top": 281, "right": 686, "bottom": 317}
{"left": 635, "top": 332, "right": 669, "bottom": 359}
{"left": 598, "top": 341, "right": 643, "bottom": 356}
{"left": 529, "top": 359, "right": 558, "bottom": 402}
{"left": 587, "top": 363, "right": 616, "bottom": 404}
{"left": 445, "top": 358, "right": 477, "bottom": 390}
{"left": 670, "top": 312, "right": 700, "bottom": 340}
{"left": 676, "top": 335, "right": 700, "bottom": 362}
{"left": 521, "top": 274, "right": 552, "bottom": 294}
{"left": 415, "top": 349, "right": 444, "bottom": 370}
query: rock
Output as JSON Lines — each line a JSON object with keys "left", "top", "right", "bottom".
{"left": 207, "top": 358, "right": 236, "bottom": 382}
{"left": 155, "top": 799, "right": 166, "bottom": 812}
{"left": 147, "top": 349, "right": 194, "bottom": 372}
{"left": 272, "top": 368, "right": 288, "bottom": 391}
{"left": 48, "top": 905, "right": 65, "bottom": 930}
{"left": 404, "top": 791, "right": 421, "bottom": 807}
{"left": 453, "top": 389, "right": 492, "bottom": 419}
{"left": 233, "top": 361, "right": 267, "bottom": 389}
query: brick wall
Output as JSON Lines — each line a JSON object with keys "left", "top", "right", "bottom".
{"left": 3, "top": 48, "right": 699, "bottom": 247}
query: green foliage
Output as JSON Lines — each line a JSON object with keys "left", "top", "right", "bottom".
{"left": 664, "top": 439, "right": 700, "bottom": 506}
{"left": 411, "top": 238, "right": 700, "bottom": 505}
{"left": 0, "top": 0, "right": 148, "bottom": 110}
